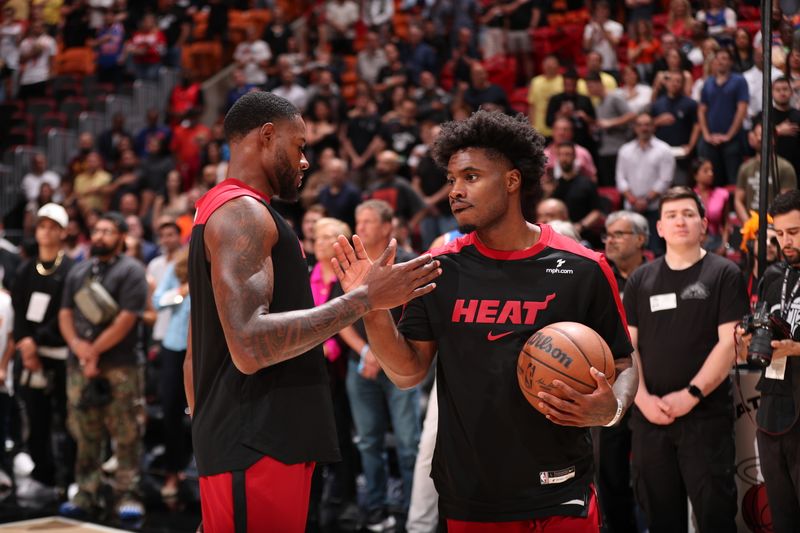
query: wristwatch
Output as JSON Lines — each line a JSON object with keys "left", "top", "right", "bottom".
{"left": 603, "top": 397, "right": 625, "bottom": 427}
{"left": 687, "top": 384, "right": 705, "bottom": 401}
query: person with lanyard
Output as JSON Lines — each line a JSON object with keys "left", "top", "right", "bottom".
{"left": 738, "top": 189, "right": 800, "bottom": 533}
{"left": 9, "top": 204, "right": 76, "bottom": 500}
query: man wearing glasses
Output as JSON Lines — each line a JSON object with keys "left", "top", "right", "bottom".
{"left": 595, "top": 209, "right": 649, "bottom": 533}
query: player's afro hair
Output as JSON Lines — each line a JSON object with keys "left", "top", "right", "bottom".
{"left": 431, "top": 110, "right": 546, "bottom": 218}
{"left": 223, "top": 91, "right": 300, "bottom": 143}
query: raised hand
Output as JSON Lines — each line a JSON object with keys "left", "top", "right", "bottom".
{"left": 332, "top": 235, "right": 441, "bottom": 310}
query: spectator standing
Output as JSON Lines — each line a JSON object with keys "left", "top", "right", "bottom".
{"left": 97, "top": 113, "right": 134, "bottom": 168}
{"left": 356, "top": 31, "right": 388, "bottom": 86}
{"left": 543, "top": 117, "right": 598, "bottom": 181}
{"left": 21, "top": 154, "right": 61, "bottom": 205}
{"left": 318, "top": 158, "right": 362, "bottom": 231}
{"left": 596, "top": 209, "right": 650, "bottom": 533}
{"left": 546, "top": 69, "right": 596, "bottom": 156}
{"left": 614, "top": 65, "right": 652, "bottom": 114}
{"left": 691, "top": 158, "right": 729, "bottom": 253}
{"left": 583, "top": 1, "right": 623, "bottom": 76}
{"left": 233, "top": 26, "right": 271, "bottom": 87}
{"left": 586, "top": 72, "right": 635, "bottom": 188}
{"left": 410, "top": 124, "right": 455, "bottom": 249}
{"left": 125, "top": 14, "right": 165, "bottom": 82}
{"left": 616, "top": 112, "right": 676, "bottom": 255}
{"left": 696, "top": 0, "right": 736, "bottom": 46}
{"left": 624, "top": 186, "right": 747, "bottom": 533}
{"left": 147, "top": 221, "right": 183, "bottom": 345}
{"left": 733, "top": 122, "right": 797, "bottom": 225}
{"left": 152, "top": 249, "right": 190, "bottom": 499}
{"left": 323, "top": 0, "right": 360, "bottom": 55}
{"left": 769, "top": 77, "right": 800, "bottom": 178}
{"left": 551, "top": 141, "right": 604, "bottom": 244}
{"left": 364, "top": 151, "right": 426, "bottom": 227}
{"left": 93, "top": 8, "right": 125, "bottom": 87}
{"left": 742, "top": 46, "right": 783, "bottom": 131}
{"left": 340, "top": 200, "right": 420, "bottom": 531}
{"left": 58, "top": 212, "right": 148, "bottom": 521}
{"left": 627, "top": 19, "right": 661, "bottom": 83}
{"left": 698, "top": 48, "right": 749, "bottom": 186}
{"left": 0, "top": 4, "right": 23, "bottom": 101}
{"left": 460, "top": 63, "right": 509, "bottom": 113}
{"left": 73, "top": 152, "right": 112, "bottom": 215}
{"left": 134, "top": 109, "right": 171, "bottom": 158}
{"left": 651, "top": 72, "right": 700, "bottom": 185}
{"left": 17, "top": 20, "right": 56, "bottom": 100}
{"left": 527, "top": 55, "right": 563, "bottom": 137}
{"left": 10, "top": 204, "right": 76, "bottom": 498}
{"left": 342, "top": 94, "right": 382, "bottom": 186}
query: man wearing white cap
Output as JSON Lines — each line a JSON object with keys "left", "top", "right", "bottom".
{"left": 8, "top": 203, "right": 77, "bottom": 500}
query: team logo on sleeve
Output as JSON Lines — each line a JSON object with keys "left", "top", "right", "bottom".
{"left": 546, "top": 259, "right": 574, "bottom": 275}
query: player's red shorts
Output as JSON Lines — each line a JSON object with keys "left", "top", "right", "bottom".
{"left": 199, "top": 454, "right": 315, "bottom": 533}
{"left": 447, "top": 489, "right": 600, "bottom": 533}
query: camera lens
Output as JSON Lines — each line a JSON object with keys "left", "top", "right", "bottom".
{"left": 747, "top": 328, "right": 773, "bottom": 368}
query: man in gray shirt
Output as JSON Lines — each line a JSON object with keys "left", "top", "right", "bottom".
{"left": 586, "top": 72, "right": 635, "bottom": 187}
{"left": 58, "top": 212, "right": 148, "bottom": 522}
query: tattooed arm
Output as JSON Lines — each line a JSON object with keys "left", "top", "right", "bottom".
{"left": 206, "top": 197, "right": 440, "bottom": 375}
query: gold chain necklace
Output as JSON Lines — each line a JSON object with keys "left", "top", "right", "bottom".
{"left": 36, "top": 250, "right": 65, "bottom": 276}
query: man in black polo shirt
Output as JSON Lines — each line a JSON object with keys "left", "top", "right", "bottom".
{"left": 652, "top": 73, "right": 700, "bottom": 185}
{"left": 768, "top": 77, "right": 800, "bottom": 177}
{"left": 738, "top": 190, "right": 800, "bottom": 533}
{"left": 551, "top": 142, "right": 603, "bottom": 246}
{"left": 333, "top": 110, "right": 639, "bottom": 531}
{"left": 624, "top": 186, "right": 747, "bottom": 533}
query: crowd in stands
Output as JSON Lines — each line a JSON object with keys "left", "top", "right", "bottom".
{"left": 0, "top": 0, "right": 799, "bottom": 530}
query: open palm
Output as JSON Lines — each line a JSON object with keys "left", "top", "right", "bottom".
{"left": 332, "top": 235, "right": 382, "bottom": 293}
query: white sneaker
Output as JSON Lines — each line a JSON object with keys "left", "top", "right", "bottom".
{"left": 68, "top": 482, "right": 79, "bottom": 501}
{"left": 16, "top": 477, "right": 57, "bottom": 501}
{"left": 13, "top": 452, "right": 34, "bottom": 477}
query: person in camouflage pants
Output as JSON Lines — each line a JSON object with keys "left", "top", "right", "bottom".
{"left": 66, "top": 365, "right": 144, "bottom": 511}
{"left": 58, "top": 213, "right": 149, "bottom": 520}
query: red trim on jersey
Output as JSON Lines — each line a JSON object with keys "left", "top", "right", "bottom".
{"left": 193, "top": 179, "right": 271, "bottom": 227}
{"left": 428, "top": 225, "right": 553, "bottom": 261}
{"left": 199, "top": 454, "right": 315, "bottom": 532}
{"left": 545, "top": 229, "right": 630, "bottom": 337}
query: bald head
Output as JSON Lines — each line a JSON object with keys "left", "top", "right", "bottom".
{"left": 536, "top": 198, "right": 569, "bottom": 223}
{"left": 376, "top": 151, "right": 400, "bottom": 179}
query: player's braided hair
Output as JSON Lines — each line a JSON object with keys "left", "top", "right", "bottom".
{"left": 224, "top": 91, "right": 300, "bottom": 143}
{"left": 431, "top": 110, "right": 546, "bottom": 221}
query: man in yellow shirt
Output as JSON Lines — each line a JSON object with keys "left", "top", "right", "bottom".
{"left": 527, "top": 54, "right": 563, "bottom": 137}
{"left": 73, "top": 152, "right": 111, "bottom": 214}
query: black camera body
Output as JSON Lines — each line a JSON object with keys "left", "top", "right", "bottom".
{"left": 741, "top": 301, "right": 793, "bottom": 368}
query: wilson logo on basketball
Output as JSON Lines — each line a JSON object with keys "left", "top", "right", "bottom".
{"left": 451, "top": 294, "right": 556, "bottom": 324}
{"left": 526, "top": 331, "right": 574, "bottom": 368}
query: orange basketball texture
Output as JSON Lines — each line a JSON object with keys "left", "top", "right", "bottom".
{"left": 517, "top": 322, "right": 616, "bottom": 415}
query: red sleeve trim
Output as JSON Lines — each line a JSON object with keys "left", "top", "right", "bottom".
{"left": 193, "top": 179, "right": 271, "bottom": 227}
{"left": 546, "top": 230, "right": 631, "bottom": 339}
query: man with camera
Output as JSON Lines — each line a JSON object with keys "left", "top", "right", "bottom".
{"left": 9, "top": 204, "right": 76, "bottom": 500}
{"left": 57, "top": 212, "right": 148, "bottom": 521}
{"left": 623, "top": 186, "right": 748, "bottom": 532}
{"left": 738, "top": 189, "right": 800, "bottom": 533}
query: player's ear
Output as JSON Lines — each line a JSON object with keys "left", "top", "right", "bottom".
{"left": 506, "top": 168, "right": 522, "bottom": 193}
{"left": 259, "top": 122, "right": 275, "bottom": 148}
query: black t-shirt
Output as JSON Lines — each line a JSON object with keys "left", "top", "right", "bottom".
{"left": 463, "top": 84, "right": 509, "bottom": 112}
{"left": 346, "top": 112, "right": 381, "bottom": 155}
{"left": 398, "top": 225, "right": 632, "bottom": 521}
{"left": 416, "top": 153, "right": 450, "bottom": 215}
{"left": 623, "top": 253, "right": 748, "bottom": 417}
{"left": 380, "top": 120, "right": 421, "bottom": 160}
{"left": 771, "top": 107, "right": 800, "bottom": 178}
{"left": 507, "top": 0, "right": 537, "bottom": 30}
{"left": 552, "top": 174, "right": 601, "bottom": 223}
{"left": 754, "top": 262, "right": 800, "bottom": 433}
{"left": 365, "top": 177, "right": 426, "bottom": 220}
{"left": 652, "top": 94, "right": 698, "bottom": 147}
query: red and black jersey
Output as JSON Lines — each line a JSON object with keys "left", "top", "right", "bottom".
{"left": 188, "top": 179, "right": 339, "bottom": 477}
{"left": 398, "top": 224, "right": 632, "bottom": 522}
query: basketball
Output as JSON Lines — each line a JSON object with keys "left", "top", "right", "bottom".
{"left": 516, "top": 322, "right": 616, "bottom": 415}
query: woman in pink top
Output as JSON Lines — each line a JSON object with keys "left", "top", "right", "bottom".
{"left": 692, "top": 158, "right": 730, "bottom": 253}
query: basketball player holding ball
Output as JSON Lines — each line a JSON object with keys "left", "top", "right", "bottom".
{"left": 333, "top": 110, "right": 640, "bottom": 531}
